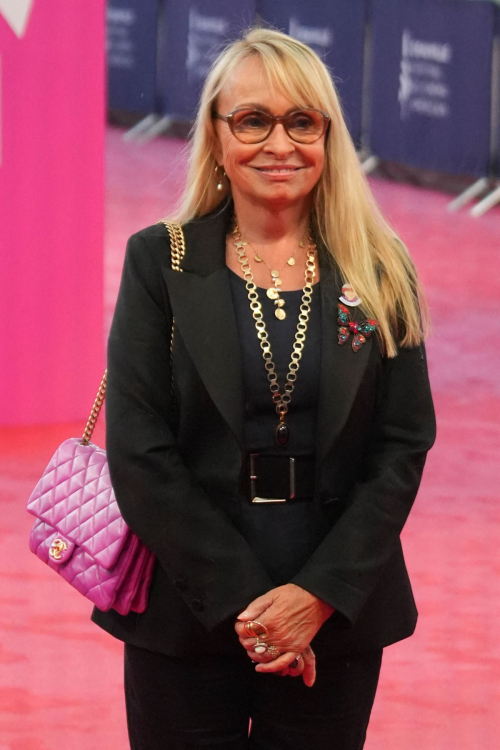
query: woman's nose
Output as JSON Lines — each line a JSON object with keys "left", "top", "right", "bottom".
{"left": 262, "top": 123, "right": 296, "bottom": 156}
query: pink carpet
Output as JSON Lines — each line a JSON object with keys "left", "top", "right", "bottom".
{"left": 1, "top": 126, "right": 499, "bottom": 748}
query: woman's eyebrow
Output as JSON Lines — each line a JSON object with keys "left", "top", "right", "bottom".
{"left": 232, "top": 103, "right": 304, "bottom": 114}
{"left": 233, "top": 102, "right": 270, "bottom": 111}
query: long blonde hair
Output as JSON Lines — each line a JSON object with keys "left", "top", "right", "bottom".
{"left": 171, "top": 27, "right": 428, "bottom": 356}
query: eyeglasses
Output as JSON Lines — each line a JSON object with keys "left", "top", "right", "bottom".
{"left": 213, "top": 108, "right": 330, "bottom": 144}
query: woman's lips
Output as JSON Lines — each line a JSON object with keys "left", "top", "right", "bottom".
{"left": 253, "top": 166, "right": 302, "bottom": 173}
{"left": 251, "top": 166, "right": 304, "bottom": 179}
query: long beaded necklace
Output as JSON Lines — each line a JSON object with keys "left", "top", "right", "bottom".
{"left": 232, "top": 221, "right": 317, "bottom": 447}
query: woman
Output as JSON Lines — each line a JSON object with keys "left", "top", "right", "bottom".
{"left": 92, "top": 28, "right": 436, "bottom": 750}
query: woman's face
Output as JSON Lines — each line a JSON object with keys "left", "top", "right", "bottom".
{"left": 213, "top": 57, "right": 326, "bottom": 211}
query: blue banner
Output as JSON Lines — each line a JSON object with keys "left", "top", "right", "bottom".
{"left": 257, "top": 0, "right": 367, "bottom": 146}
{"left": 369, "top": 0, "right": 495, "bottom": 176}
{"left": 159, "top": 0, "right": 256, "bottom": 119}
{"left": 107, "top": 0, "right": 160, "bottom": 114}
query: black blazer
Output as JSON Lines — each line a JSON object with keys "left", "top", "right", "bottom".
{"left": 92, "top": 202, "right": 436, "bottom": 656}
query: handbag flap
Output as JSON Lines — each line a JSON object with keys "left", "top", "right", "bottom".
{"left": 27, "top": 437, "right": 130, "bottom": 569}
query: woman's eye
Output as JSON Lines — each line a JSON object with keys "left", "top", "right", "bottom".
{"left": 237, "top": 113, "right": 268, "bottom": 129}
{"left": 290, "top": 114, "right": 314, "bottom": 130}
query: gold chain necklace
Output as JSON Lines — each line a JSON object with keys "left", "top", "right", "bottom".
{"left": 253, "top": 236, "right": 305, "bottom": 319}
{"left": 232, "top": 221, "right": 317, "bottom": 447}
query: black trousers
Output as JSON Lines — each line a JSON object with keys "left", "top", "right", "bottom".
{"left": 124, "top": 643, "right": 383, "bottom": 750}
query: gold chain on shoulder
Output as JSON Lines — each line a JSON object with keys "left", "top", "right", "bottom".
{"left": 162, "top": 222, "right": 185, "bottom": 410}
{"left": 80, "top": 223, "right": 186, "bottom": 445}
{"left": 163, "top": 221, "right": 186, "bottom": 273}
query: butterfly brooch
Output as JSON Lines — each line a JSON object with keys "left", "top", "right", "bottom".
{"left": 337, "top": 304, "right": 379, "bottom": 352}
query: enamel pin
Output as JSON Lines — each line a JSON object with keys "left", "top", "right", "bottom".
{"left": 339, "top": 283, "right": 362, "bottom": 307}
{"left": 337, "top": 304, "right": 379, "bottom": 353}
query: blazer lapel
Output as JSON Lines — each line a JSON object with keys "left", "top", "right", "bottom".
{"left": 161, "top": 204, "right": 246, "bottom": 451}
{"left": 314, "top": 254, "right": 373, "bottom": 471}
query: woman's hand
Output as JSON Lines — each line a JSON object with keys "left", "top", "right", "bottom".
{"left": 273, "top": 645, "right": 316, "bottom": 685}
{"left": 234, "top": 583, "right": 334, "bottom": 686}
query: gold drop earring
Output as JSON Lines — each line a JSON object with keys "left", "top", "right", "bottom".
{"left": 215, "top": 165, "right": 226, "bottom": 192}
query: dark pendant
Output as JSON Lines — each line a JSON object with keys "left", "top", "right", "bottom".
{"left": 275, "top": 421, "right": 290, "bottom": 447}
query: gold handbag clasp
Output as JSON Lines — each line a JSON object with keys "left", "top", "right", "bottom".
{"left": 49, "top": 538, "right": 68, "bottom": 560}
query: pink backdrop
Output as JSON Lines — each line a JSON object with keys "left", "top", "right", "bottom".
{"left": 0, "top": 1, "right": 105, "bottom": 424}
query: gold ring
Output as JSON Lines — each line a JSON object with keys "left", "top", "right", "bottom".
{"left": 266, "top": 645, "right": 280, "bottom": 659}
{"left": 244, "top": 620, "right": 270, "bottom": 639}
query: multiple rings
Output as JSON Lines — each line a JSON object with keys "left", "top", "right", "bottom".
{"left": 254, "top": 640, "right": 280, "bottom": 657}
{"left": 244, "top": 621, "right": 272, "bottom": 655}
{"left": 242, "top": 619, "right": 302, "bottom": 667}
{"left": 243, "top": 620, "right": 281, "bottom": 658}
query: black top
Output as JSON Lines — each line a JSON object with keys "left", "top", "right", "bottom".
{"left": 227, "top": 267, "right": 322, "bottom": 456}
{"left": 227, "top": 267, "right": 322, "bottom": 585}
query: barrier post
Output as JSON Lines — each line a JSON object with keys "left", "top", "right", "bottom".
{"left": 470, "top": 15, "right": 500, "bottom": 216}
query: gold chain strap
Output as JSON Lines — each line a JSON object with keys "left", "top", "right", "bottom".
{"left": 81, "top": 370, "right": 107, "bottom": 445}
{"left": 232, "top": 222, "right": 317, "bottom": 420}
{"left": 80, "top": 222, "right": 186, "bottom": 445}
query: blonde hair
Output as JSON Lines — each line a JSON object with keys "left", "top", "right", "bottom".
{"left": 171, "top": 27, "right": 428, "bottom": 356}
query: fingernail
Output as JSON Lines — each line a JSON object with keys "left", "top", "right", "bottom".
{"left": 237, "top": 611, "right": 249, "bottom": 620}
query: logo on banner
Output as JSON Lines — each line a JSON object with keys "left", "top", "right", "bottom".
{"left": 289, "top": 17, "right": 333, "bottom": 59}
{"left": 106, "top": 6, "right": 136, "bottom": 70}
{"left": 398, "top": 29, "right": 452, "bottom": 120}
{"left": 187, "top": 9, "right": 228, "bottom": 82}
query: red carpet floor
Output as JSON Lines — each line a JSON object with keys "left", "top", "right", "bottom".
{"left": 1, "top": 126, "right": 499, "bottom": 748}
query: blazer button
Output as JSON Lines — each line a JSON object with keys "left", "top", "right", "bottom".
{"left": 191, "top": 599, "right": 204, "bottom": 612}
{"left": 174, "top": 580, "right": 189, "bottom": 592}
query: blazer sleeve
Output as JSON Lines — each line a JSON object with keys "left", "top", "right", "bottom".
{"left": 106, "top": 230, "right": 273, "bottom": 631}
{"left": 291, "top": 340, "right": 436, "bottom": 626}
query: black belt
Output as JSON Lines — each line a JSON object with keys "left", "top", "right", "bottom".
{"left": 245, "top": 453, "right": 316, "bottom": 503}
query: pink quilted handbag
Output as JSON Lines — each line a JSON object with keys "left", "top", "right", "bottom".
{"left": 26, "top": 222, "right": 184, "bottom": 614}
{"left": 26, "top": 372, "right": 156, "bottom": 614}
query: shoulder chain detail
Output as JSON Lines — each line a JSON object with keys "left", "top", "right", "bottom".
{"left": 162, "top": 222, "right": 186, "bottom": 428}
{"left": 162, "top": 221, "right": 186, "bottom": 272}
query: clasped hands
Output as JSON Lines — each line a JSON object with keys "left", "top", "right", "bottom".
{"left": 234, "top": 583, "right": 334, "bottom": 687}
